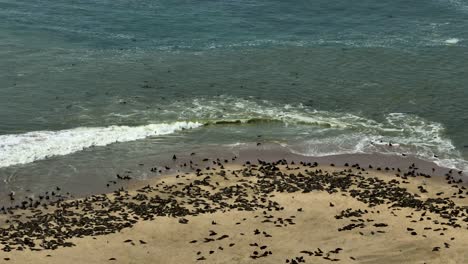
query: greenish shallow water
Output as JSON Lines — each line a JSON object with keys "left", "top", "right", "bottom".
{"left": 0, "top": 0, "right": 467, "bottom": 197}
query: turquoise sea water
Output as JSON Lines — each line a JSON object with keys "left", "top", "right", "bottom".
{"left": 0, "top": 0, "right": 467, "bottom": 196}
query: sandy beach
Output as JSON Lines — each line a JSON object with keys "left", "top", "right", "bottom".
{"left": 0, "top": 156, "right": 467, "bottom": 264}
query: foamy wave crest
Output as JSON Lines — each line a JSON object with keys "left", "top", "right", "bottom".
{"left": 0, "top": 122, "right": 202, "bottom": 168}
{"left": 137, "top": 96, "right": 468, "bottom": 172}
{"left": 287, "top": 112, "right": 468, "bottom": 171}
{"left": 445, "top": 38, "right": 460, "bottom": 44}
{"left": 173, "top": 96, "right": 380, "bottom": 130}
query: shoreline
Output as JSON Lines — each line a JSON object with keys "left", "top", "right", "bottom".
{"left": 2, "top": 143, "right": 466, "bottom": 208}
{"left": 1, "top": 156, "right": 467, "bottom": 263}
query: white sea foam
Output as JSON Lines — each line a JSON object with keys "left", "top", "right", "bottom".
{"left": 445, "top": 38, "right": 460, "bottom": 44}
{"left": 180, "top": 97, "right": 380, "bottom": 130}
{"left": 2, "top": 96, "right": 467, "bottom": 172}
{"left": 0, "top": 122, "right": 202, "bottom": 168}
{"left": 164, "top": 97, "right": 467, "bottom": 172}
{"left": 287, "top": 111, "right": 466, "bottom": 171}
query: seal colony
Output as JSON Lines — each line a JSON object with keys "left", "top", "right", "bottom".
{"left": 0, "top": 157, "right": 467, "bottom": 263}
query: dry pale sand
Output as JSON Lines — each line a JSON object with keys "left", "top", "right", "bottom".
{"left": 1, "top": 162, "right": 467, "bottom": 264}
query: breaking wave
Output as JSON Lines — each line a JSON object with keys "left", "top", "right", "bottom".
{"left": 0, "top": 122, "right": 202, "bottom": 168}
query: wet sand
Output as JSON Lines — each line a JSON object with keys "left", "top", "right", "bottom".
{"left": 3, "top": 141, "right": 464, "bottom": 205}
{"left": 1, "top": 156, "right": 467, "bottom": 263}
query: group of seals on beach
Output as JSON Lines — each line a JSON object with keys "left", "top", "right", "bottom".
{"left": 0, "top": 156, "right": 467, "bottom": 262}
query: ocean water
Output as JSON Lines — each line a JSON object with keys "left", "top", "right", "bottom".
{"left": 1, "top": 0, "right": 468, "bottom": 197}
